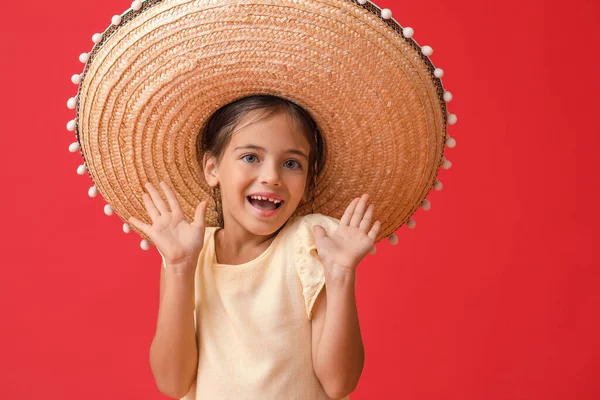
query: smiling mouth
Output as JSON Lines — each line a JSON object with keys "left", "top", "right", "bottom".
{"left": 246, "top": 196, "right": 284, "bottom": 211}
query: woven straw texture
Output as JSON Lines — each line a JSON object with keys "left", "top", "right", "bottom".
{"left": 76, "top": 0, "right": 447, "bottom": 244}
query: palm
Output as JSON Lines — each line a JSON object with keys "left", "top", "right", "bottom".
{"left": 129, "top": 182, "right": 208, "bottom": 266}
{"left": 313, "top": 194, "right": 381, "bottom": 274}
{"left": 148, "top": 212, "right": 205, "bottom": 263}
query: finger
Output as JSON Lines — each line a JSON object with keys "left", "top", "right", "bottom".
{"left": 369, "top": 245, "right": 377, "bottom": 255}
{"left": 340, "top": 197, "right": 359, "bottom": 227}
{"left": 160, "top": 181, "right": 183, "bottom": 218}
{"left": 142, "top": 192, "right": 160, "bottom": 222}
{"left": 359, "top": 203, "right": 375, "bottom": 232}
{"left": 312, "top": 224, "right": 328, "bottom": 240}
{"left": 191, "top": 200, "right": 208, "bottom": 228}
{"left": 145, "top": 182, "right": 170, "bottom": 215}
{"left": 367, "top": 220, "right": 381, "bottom": 241}
{"left": 128, "top": 216, "right": 151, "bottom": 238}
{"left": 350, "top": 194, "right": 369, "bottom": 227}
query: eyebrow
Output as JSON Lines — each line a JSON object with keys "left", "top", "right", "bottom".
{"left": 234, "top": 145, "right": 309, "bottom": 160}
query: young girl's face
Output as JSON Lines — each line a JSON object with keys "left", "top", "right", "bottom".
{"left": 204, "top": 110, "right": 311, "bottom": 236}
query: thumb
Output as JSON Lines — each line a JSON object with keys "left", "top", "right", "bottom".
{"left": 192, "top": 200, "right": 207, "bottom": 228}
{"left": 312, "top": 225, "right": 328, "bottom": 241}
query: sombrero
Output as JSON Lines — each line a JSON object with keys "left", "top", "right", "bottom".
{"left": 66, "top": 0, "right": 458, "bottom": 250}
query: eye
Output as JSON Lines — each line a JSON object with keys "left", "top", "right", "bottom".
{"left": 284, "top": 160, "right": 302, "bottom": 170}
{"left": 242, "top": 154, "right": 258, "bottom": 163}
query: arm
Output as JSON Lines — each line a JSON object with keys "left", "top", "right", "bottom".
{"left": 312, "top": 269, "right": 364, "bottom": 399}
{"left": 149, "top": 260, "right": 198, "bottom": 399}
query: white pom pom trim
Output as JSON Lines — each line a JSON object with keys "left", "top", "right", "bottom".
{"left": 381, "top": 9, "right": 392, "bottom": 20}
{"left": 67, "top": 97, "right": 77, "bottom": 110}
{"left": 69, "top": 142, "right": 80, "bottom": 152}
{"left": 123, "top": 223, "right": 131, "bottom": 233}
{"left": 71, "top": 74, "right": 82, "bottom": 85}
{"left": 88, "top": 185, "right": 98, "bottom": 198}
{"left": 434, "top": 180, "right": 443, "bottom": 191}
{"left": 421, "top": 46, "right": 433, "bottom": 56}
{"left": 442, "top": 159, "right": 453, "bottom": 170}
{"left": 388, "top": 233, "right": 399, "bottom": 245}
{"left": 358, "top": 0, "right": 368, "bottom": 4}
{"left": 112, "top": 15, "right": 122, "bottom": 26}
{"left": 406, "top": 218, "right": 416, "bottom": 229}
{"left": 443, "top": 91, "right": 453, "bottom": 102}
{"left": 446, "top": 137, "right": 457, "bottom": 149}
{"left": 421, "top": 199, "right": 431, "bottom": 211}
{"left": 77, "top": 164, "right": 87, "bottom": 175}
{"left": 140, "top": 240, "right": 151, "bottom": 250}
{"left": 92, "top": 33, "right": 102, "bottom": 44}
{"left": 131, "top": 1, "right": 143, "bottom": 11}
{"left": 66, "top": 120, "right": 76, "bottom": 132}
{"left": 448, "top": 113, "right": 458, "bottom": 125}
{"left": 403, "top": 27, "right": 414, "bottom": 38}
{"left": 434, "top": 68, "right": 444, "bottom": 78}
{"left": 79, "top": 53, "right": 90, "bottom": 64}
{"left": 104, "top": 204, "right": 113, "bottom": 216}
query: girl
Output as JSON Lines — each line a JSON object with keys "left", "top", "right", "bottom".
{"left": 69, "top": 0, "right": 454, "bottom": 398}
{"left": 128, "top": 95, "right": 381, "bottom": 399}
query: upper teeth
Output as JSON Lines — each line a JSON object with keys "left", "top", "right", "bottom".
{"left": 250, "top": 195, "right": 282, "bottom": 204}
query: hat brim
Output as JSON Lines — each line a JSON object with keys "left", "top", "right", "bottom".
{"left": 75, "top": 0, "right": 450, "bottom": 244}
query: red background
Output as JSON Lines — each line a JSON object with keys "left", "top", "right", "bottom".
{"left": 1, "top": 0, "right": 598, "bottom": 398}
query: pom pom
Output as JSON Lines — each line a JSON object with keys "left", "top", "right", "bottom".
{"left": 403, "top": 27, "right": 414, "bottom": 38}
{"left": 421, "top": 46, "right": 433, "bottom": 56}
{"left": 69, "top": 142, "right": 80, "bottom": 153}
{"left": 434, "top": 68, "right": 444, "bottom": 78}
{"left": 131, "top": 0, "right": 143, "bottom": 10}
{"left": 77, "top": 164, "right": 87, "bottom": 175}
{"left": 104, "top": 204, "right": 113, "bottom": 216}
{"left": 79, "top": 53, "right": 89, "bottom": 63}
{"left": 443, "top": 91, "right": 453, "bottom": 102}
{"left": 358, "top": 0, "right": 368, "bottom": 4}
{"left": 381, "top": 9, "right": 392, "bottom": 20}
{"left": 388, "top": 233, "right": 399, "bottom": 245}
{"left": 406, "top": 218, "right": 416, "bottom": 229}
{"left": 67, "top": 97, "right": 77, "bottom": 109}
{"left": 66, "top": 120, "right": 76, "bottom": 132}
{"left": 88, "top": 185, "right": 98, "bottom": 198}
{"left": 369, "top": 245, "right": 376, "bottom": 255}
{"left": 421, "top": 199, "right": 431, "bottom": 211}
{"left": 434, "top": 180, "right": 443, "bottom": 191}
{"left": 92, "top": 33, "right": 102, "bottom": 44}
{"left": 140, "top": 240, "right": 150, "bottom": 250}
{"left": 448, "top": 113, "right": 458, "bottom": 125}
{"left": 446, "top": 137, "right": 457, "bottom": 148}
{"left": 123, "top": 223, "right": 131, "bottom": 233}
{"left": 71, "top": 74, "right": 82, "bottom": 85}
{"left": 442, "top": 159, "right": 453, "bottom": 170}
{"left": 112, "top": 15, "right": 122, "bottom": 25}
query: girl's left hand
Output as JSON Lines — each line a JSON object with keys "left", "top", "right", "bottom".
{"left": 312, "top": 194, "right": 381, "bottom": 280}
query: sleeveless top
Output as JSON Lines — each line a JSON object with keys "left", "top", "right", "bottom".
{"left": 159, "top": 213, "right": 351, "bottom": 400}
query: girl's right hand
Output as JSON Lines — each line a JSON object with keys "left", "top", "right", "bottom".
{"left": 128, "top": 181, "right": 209, "bottom": 272}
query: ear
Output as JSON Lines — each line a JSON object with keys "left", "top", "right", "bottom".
{"left": 203, "top": 153, "right": 219, "bottom": 187}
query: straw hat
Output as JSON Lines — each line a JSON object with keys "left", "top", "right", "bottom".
{"left": 66, "top": 0, "right": 458, "bottom": 250}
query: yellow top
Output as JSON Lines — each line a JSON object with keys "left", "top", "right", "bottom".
{"left": 159, "top": 213, "right": 351, "bottom": 400}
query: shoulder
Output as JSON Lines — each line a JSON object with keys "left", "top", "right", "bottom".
{"left": 286, "top": 213, "right": 340, "bottom": 239}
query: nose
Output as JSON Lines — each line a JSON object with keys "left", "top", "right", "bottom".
{"left": 259, "top": 160, "right": 282, "bottom": 186}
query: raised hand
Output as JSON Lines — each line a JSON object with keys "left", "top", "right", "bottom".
{"left": 312, "top": 194, "right": 381, "bottom": 279}
{"left": 128, "top": 181, "right": 208, "bottom": 271}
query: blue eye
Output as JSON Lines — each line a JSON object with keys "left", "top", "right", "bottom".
{"left": 242, "top": 154, "right": 258, "bottom": 163}
{"left": 285, "top": 160, "right": 301, "bottom": 170}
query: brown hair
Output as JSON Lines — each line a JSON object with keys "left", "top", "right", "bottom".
{"left": 196, "top": 95, "right": 327, "bottom": 224}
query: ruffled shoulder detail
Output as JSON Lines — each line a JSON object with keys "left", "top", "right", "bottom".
{"left": 294, "top": 213, "right": 341, "bottom": 320}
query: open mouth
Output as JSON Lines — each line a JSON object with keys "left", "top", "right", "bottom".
{"left": 246, "top": 196, "right": 284, "bottom": 211}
